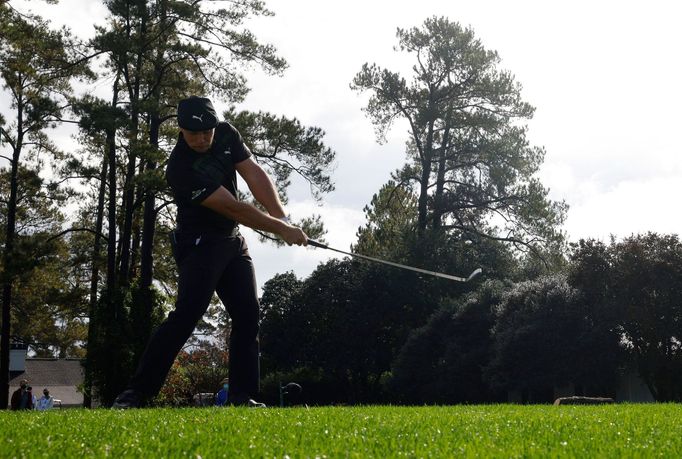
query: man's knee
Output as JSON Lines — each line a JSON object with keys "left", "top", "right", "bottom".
{"left": 231, "top": 305, "right": 260, "bottom": 337}
{"left": 163, "top": 304, "right": 206, "bottom": 333}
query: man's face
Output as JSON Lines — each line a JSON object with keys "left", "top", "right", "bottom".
{"left": 181, "top": 128, "right": 215, "bottom": 153}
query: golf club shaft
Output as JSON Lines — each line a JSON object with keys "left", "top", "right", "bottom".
{"left": 307, "top": 239, "right": 482, "bottom": 283}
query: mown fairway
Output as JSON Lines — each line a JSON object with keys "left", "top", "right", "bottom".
{"left": 1, "top": 404, "right": 681, "bottom": 458}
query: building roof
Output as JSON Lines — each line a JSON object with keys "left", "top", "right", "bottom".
{"left": 9, "top": 359, "right": 84, "bottom": 406}
{"left": 10, "top": 359, "right": 84, "bottom": 386}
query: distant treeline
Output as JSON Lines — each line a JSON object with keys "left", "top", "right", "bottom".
{"left": 257, "top": 233, "right": 682, "bottom": 405}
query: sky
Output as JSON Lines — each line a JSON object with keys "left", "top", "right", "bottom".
{"left": 4, "top": 0, "right": 682, "bottom": 290}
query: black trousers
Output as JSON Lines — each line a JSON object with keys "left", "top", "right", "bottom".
{"left": 128, "top": 232, "right": 260, "bottom": 399}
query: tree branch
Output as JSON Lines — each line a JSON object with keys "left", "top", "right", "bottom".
{"left": 43, "top": 227, "right": 109, "bottom": 246}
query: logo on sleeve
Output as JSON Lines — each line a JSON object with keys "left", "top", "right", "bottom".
{"left": 192, "top": 188, "right": 206, "bottom": 200}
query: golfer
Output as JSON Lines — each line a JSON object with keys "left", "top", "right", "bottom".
{"left": 113, "top": 96, "right": 307, "bottom": 408}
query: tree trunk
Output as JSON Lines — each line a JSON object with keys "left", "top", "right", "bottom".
{"left": 117, "top": 1, "right": 146, "bottom": 288}
{"left": 83, "top": 155, "right": 108, "bottom": 408}
{"left": 133, "top": 113, "right": 161, "bottom": 362}
{"left": 0, "top": 103, "right": 23, "bottom": 409}
{"left": 432, "top": 123, "right": 452, "bottom": 229}
{"left": 417, "top": 118, "right": 435, "bottom": 233}
{"left": 117, "top": 140, "right": 138, "bottom": 287}
{"left": 128, "top": 160, "right": 145, "bottom": 281}
{"left": 129, "top": 219, "right": 141, "bottom": 281}
{"left": 105, "top": 84, "right": 120, "bottom": 297}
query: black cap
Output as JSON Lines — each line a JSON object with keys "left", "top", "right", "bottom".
{"left": 177, "top": 96, "right": 218, "bottom": 131}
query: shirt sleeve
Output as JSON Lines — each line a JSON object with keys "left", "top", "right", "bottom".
{"left": 166, "top": 158, "right": 221, "bottom": 205}
{"left": 224, "top": 122, "right": 252, "bottom": 164}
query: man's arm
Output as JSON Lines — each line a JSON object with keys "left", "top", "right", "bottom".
{"left": 200, "top": 186, "right": 307, "bottom": 246}
{"left": 234, "top": 157, "right": 286, "bottom": 219}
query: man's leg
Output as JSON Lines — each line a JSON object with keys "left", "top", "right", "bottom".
{"left": 215, "top": 235, "right": 261, "bottom": 400}
{"left": 124, "top": 239, "right": 232, "bottom": 400}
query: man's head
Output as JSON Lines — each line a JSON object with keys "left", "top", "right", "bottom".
{"left": 43, "top": 389, "right": 49, "bottom": 397}
{"left": 19, "top": 380, "right": 27, "bottom": 390}
{"left": 177, "top": 96, "right": 218, "bottom": 153}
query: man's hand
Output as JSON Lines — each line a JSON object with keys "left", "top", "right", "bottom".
{"left": 279, "top": 223, "right": 308, "bottom": 246}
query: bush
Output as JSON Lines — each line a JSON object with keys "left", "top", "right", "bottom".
{"left": 154, "top": 343, "right": 229, "bottom": 407}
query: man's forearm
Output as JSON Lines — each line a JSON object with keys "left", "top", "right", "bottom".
{"left": 200, "top": 186, "right": 287, "bottom": 234}
{"left": 202, "top": 188, "right": 306, "bottom": 245}
{"left": 246, "top": 167, "right": 286, "bottom": 218}
{"left": 220, "top": 198, "right": 288, "bottom": 234}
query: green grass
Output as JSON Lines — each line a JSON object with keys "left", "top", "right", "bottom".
{"left": 1, "top": 404, "right": 681, "bottom": 458}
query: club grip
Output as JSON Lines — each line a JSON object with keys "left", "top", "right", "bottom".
{"left": 307, "top": 239, "right": 328, "bottom": 249}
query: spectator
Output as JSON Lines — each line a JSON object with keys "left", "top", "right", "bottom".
{"left": 10, "top": 380, "right": 33, "bottom": 410}
{"left": 35, "top": 388, "right": 54, "bottom": 411}
{"left": 215, "top": 378, "right": 229, "bottom": 406}
{"left": 27, "top": 387, "right": 37, "bottom": 408}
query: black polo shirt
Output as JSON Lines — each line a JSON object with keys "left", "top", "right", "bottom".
{"left": 166, "top": 121, "right": 251, "bottom": 234}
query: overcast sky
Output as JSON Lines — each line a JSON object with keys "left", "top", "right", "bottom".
{"left": 5, "top": 0, "right": 682, "bottom": 290}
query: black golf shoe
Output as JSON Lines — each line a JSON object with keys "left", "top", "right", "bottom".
{"left": 112, "top": 389, "right": 143, "bottom": 409}
{"left": 228, "top": 393, "right": 266, "bottom": 408}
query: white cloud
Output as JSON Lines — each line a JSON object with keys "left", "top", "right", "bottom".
{"left": 565, "top": 175, "right": 682, "bottom": 241}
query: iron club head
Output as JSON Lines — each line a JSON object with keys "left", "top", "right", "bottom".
{"left": 467, "top": 268, "right": 483, "bottom": 282}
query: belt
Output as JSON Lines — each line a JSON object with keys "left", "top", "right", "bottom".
{"left": 171, "top": 226, "right": 240, "bottom": 246}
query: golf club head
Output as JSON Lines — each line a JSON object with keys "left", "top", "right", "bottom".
{"left": 467, "top": 268, "right": 482, "bottom": 282}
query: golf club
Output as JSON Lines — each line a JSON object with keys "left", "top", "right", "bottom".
{"left": 307, "top": 239, "right": 482, "bottom": 283}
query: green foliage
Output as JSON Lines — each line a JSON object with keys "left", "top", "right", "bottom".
{"left": 259, "top": 250, "right": 488, "bottom": 404}
{"left": 0, "top": 5, "right": 91, "bottom": 135}
{"left": 354, "top": 180, "right": 418, "bottom": 258}
{"left": 0, "top": 166, "right": 88, "bottom": 357}
{"left": 390, "top": 280, "right": 509, "bottom": 404}
{"left": 86, "top": 281, "right": 171, "bottom": 406}
{"left": 259, "top": 271, "right": 304, "bottom": 373}
{"left": 351, "top": 17, "right": 567, "bottom": 258}
{"left": 84, "top": 287, "right": 134, "bottom": 406}
{"left": 260, "top": 173, "right": 519, "bottom": 405}
{"left": 93, "top": 0, "right": 286, "bottom": 104}
{"left": 260, "top": 259, "right": 389, "bottom": 403}
{"left": 154, "top": 342, "right": 229, "bottom": 407}
{"left": 228, "top": 108, "right": 336, "bottom": 202}
{"left": 128, "top": 281, "right": 167, "bottom": 364}
{"left": 70, "top": 95, "right": 129, "bottom": 135}
{"left": 486, "top": 274, "right": 622, "bottom": 401}
{"left": 0, "top": 0, "right": 93, "bottom": 408}
{"left": 569, "top": 233, "right": 682, "bottom": 402}
{"left": 2, "top": 405, "right": 682, "bottom": 456}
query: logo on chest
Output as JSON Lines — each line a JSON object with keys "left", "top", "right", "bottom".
{"left": 192, "top": 188, "right": 206, "bottom": 200}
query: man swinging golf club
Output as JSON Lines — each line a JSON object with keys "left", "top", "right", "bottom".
{"left": 113, "top": 96, "right": 308, "bottom": 408}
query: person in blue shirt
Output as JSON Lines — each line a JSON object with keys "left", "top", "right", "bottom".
{"left": 215, "top": 378, "right": 229, "bottom": 406}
